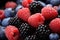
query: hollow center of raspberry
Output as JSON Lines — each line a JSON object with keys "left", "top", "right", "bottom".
{"left": 13, "top": 33, "right": 16, "bottom": 37}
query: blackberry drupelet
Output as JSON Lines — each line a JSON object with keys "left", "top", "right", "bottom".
{"left": 29, "top": 1, "right": 45, "bottom": 14}
{"left": 19, "top": 23, "right": 36, "bottom": 39}
{"left": 9, "top": 16, "right": 22, "bottom": 28}
{"left": 35, "top": 24, "right": 51, "bottom": 40}
{"left": 24, "top": 35, "right": 38, "bottom": 40}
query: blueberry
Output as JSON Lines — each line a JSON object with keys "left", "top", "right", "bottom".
{"left": 16, "top": 0, "right": 22, "bottom": 4}
{"left": 15, "top": 5, "right": 23, "bottom": 12}
{"left": 50, "top": 0, "right": 60, "bottom": 6}
{"left": 49, "top": 33, "right": 59, "bottom": 40}
{"left": 2, "top": 18, "right": 10, "bottom": 26}
{"left": 38, "top": 1, "right": 46, "bottom": 7}
{"left": 0, "top": 26, "right": 7, "bottom": 40}
{"left": 10, "top": 10, "right": 16, "bottom": 17}
{"left": 4, "top": 8, "right": 15, "bottom": 17}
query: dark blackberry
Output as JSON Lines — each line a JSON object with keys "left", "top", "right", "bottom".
{"left": 9, "top": 16, "right": 22, "bottom": 28}
{"left": 19, "top": 23, "right": 36, "bottom": 39}
{"left": 35, "top": 24, "right": 51, "bottom": 40}
{"left": 29, "top": 1, "right": 46, "bottom": 14}
{"left": 24, "top": 35, "right": 38, "bottom": 40}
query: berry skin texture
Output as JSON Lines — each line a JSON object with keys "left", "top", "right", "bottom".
{"left": 49, "top": 18, "right": 60, "bottom": 34}
{"left": 2, "top": 17, "right": 10, "bottom": 26}
{"left": 15, "top": 5, "right": 23, "bottom": 12}
{"left": 0, "top": 10, "right": 5, "bottom": 20}
{"left": 50, "top": 0, "right": 60, "bottom": 6}
{"left": 35, "top": 24, "right": 50, "bottom": 40}
{"left": 28, "top": 0, "right": 34, "bottom": 4}
{"left": 0, "top": 26, "right": 8, "bottom": 40}
{"left": 19, "top": 23, "right": 35, "bottom": 39}
{"left": 4, "top": 8, "right": 15, "bottom": 17}
{"left": 22, "top": 0, "right": 34, "bottom": 8}
{"left": 28, "top": 13, "right": 45, "bottom": 28}
{"left": 41, "top": 6, "right": 58, "bottom": 20}
{"left": 22, "top": 0, "right": 29, "bottom": 8}
{"left": 25, "top": 35, "right": 37, "bottom": 40}
{"left": 17, "top": 8, "right": 31, "bottom": 22}
{"left": 5, "top": 25, "right": 20, "bottom": 40}
{"left": 9, "top": 17, "right": 22, "bottom": 28}
{"left": 49, "top": 33, "right": 59, "bottom": 40}
{"left": 29, "top": 1, "right": 45, "bottom": 14}
{"left": 5, "top": 2, "right": 17, "bottom": 9}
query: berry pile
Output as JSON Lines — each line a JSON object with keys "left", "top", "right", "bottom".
{"left": 0, "top": 0, "right": 60, "bottom": 40}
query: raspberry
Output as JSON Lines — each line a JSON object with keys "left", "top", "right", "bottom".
{"left": 49, "top": 18, "right": 60, "bottom": 34}
{"left": 22, "top": 0, "right": 34, "bottom": 8}
{"left": 41, "top": 6, "right": 58, "bottom": 20}
{"left": 28, "top": 13, "right": 45, "bottom": 28}
{"left": 5, "top": 1, "right": 17, "bottom": 9}
{"left": 35, "top": 24, "right": 51, "bottom": 40}
{"left": 17, "top": 8, "right": 31, "bottom": 22}
{"left": 28, "top": 0, "right": 34, "bottom": 4}
{"left": 5, "top": 25, "right": 20, "bottom": 40}
{"left": 0, "top": 10, "right": 5, "bottom": 20}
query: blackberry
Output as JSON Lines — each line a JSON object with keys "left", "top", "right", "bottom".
{"left": 24, "top": 35, "right": 38, "bottom": 40}
{"left": 35, "top": 24, "right": 51, "bottom": 40}
{"left": 9, "top": 16, "right": 22, "bottom": 28}
{"left": 19, "top": 23, "right": 35, "bottom": 39}
{"left": 29, "top": 1, "right": 46, "bottom": 14}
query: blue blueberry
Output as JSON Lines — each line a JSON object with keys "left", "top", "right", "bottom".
{"left": 10, "top": 10, "right": 16, "bottom": 17}
{"left": 15, "top": 5, "right": 23, "bottom": 12}
{"left": 4, "top": 8, "right": 15, "bottom": 17}
{"left": 2, "top": 18, "right": 10, "bottom": 26}
{"left": 0, "top": 26, "right": 7, "bottom": 40}
{"left": 38, "top": 1, "right": 46, "bottom": 7}
{"left": 16, "top": 0, "right": 22, "bottom": 4}
{"left": 50, "top": 0, "right": 60, "bottom": 6}
{"left": 49, "top": 33, "right": 59, "bottom": 40}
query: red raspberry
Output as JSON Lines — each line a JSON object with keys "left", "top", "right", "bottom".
{"left": 41, "top": 6, "right": 58, "bottom": 20}
{"left": 17, "top": 8, "right": 31, "bottom": 22}
{"left": 28, "top": 0, "right": 34, "bottom": 4}
{"left": 28, "top": 13, "right": 45, "bottom": 28}
{"left": 0, "top": 10, "right": 5, "bottom": 20}
{"left": 5, "top": 25, "right": 20, "bottom": 40}
{"left": 22, "top": 0, "right": 34, "bottom": 8}
{"left": 5, "top": 2, "right": 17, "bottom": 9}
{"left": 49, "top": 18, "right": 60, "bottom": 34}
